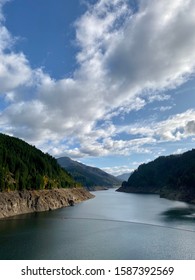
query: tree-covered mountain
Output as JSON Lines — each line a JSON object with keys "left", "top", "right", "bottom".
{"left": 57, "top": 157, "right": 121, "bottom": 190}
{"left": 0, "top": 133, "right": 76, "bottom": 192}
{"left": 117, "top": 149, "right": 195, "bottom": 203}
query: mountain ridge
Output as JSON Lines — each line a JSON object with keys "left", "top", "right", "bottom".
{"left": 0, "top": 133, "right": 94, "bottom": 218}
{"left": 57, "top": 156, "right": 121, "bottom": 190}
{"left": 117, "top": 149, "right": 195, "bottom": 204}
{"left": 0, "top": 133, "right": 77, "bottom": 191}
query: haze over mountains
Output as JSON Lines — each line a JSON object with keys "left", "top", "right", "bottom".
{"left": 116, "top": 172, "right": 132, "bottom": 182}
{"left": 57, "top": 157, "right": 121, "bottom": 190}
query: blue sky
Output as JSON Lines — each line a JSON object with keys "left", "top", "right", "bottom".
{"left": 0, "top": 0, "right": 195, "bottom": 176}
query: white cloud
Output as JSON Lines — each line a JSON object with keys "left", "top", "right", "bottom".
{"left": 0, "top": 25, "right": 13, "bottom": 51}
{"left": 173, "top": 148, "right": 188, "bottom": 155}
{"left": 0, "top": 0, "right": 9, "bottom": 21}
{"left": 0, "top": 1, "right": 33, "bottom": 94}
{"left": 0, "top": 52, "right": 33, "bottom": 93}
{"left": 148, "top": 94, "right": 171, "bottom": 103}
{"left": 185, "top": 120, "right": 195, "bottom": 134}
{"left": 152, "top": 105, "right": 173, "bottom": 112}
{"left": 155, "top": 110, "right": 195, "bottom": 141}
{"left": 102, "top": 165, "right": 133, "bottom": 176}
{"left": 0, "top": 0, "right": 195, "bottom": 159}
{"left": 121, "top": 109, "right": 195, "bottom": 142}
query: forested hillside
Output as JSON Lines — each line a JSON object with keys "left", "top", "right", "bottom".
{"left": 117, "top": 150, "right": 195, "bottom": 203}
{"left": 0, "top": 133, "right": 75, "bottom": 191}
{"left": 57, "top": 157, "right": 121, "bottom": 190}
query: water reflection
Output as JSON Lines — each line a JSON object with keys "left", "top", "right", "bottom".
{"left": 1, "top": 190, "right": 195, "bottom": 259}
{"left": 161, "top": 206, "right": 195, "bottom": 221}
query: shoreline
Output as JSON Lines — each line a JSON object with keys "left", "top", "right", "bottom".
{"left": 0, "top": 188, "right": 94, "bottom": 219}
{"left": 116, "top": 186, "right": 195, "bottom": 204}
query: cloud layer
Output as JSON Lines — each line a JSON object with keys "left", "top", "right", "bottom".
{"left": 0, "top": 0, "right": 195, "bottom": 160}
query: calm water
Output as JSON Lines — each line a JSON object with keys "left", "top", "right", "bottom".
{"left": 0, "top": 189, "right": 195, "bottom": 259}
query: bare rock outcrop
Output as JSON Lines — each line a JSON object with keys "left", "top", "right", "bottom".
{"left": 0, "top": 188, "right": 94, "bottom": 219}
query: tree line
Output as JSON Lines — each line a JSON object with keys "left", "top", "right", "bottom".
{"left": 120, "top": 149, "right": 195, "bottom": 201}
{"left": 0, "top": 133, "right": 76, "bottom": 192}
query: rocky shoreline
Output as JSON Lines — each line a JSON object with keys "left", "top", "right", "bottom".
{"left": 0, "top": 188, "right": 94, "bottom": 219}
{"left": 117, "top": 185, "right": 195, "bottom": 204}
{"left": 160, "top": 188, "right": 195, "bottom": 204}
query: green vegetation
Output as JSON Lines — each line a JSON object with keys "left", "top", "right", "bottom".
{"left": 117, "top": 150, "right": 195, "bottom": 203}
{"left": 0, "top": 133, "right": 76, "bottom": 192}
{"left": 57, "top": 157, "right": 121, "bottom": 190}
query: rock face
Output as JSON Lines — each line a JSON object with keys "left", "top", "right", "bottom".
{"left": 0, "top": 188, "right": 94, "bottom": 219}
{"left": 160, "top": 188, "right": 195, "bottom": 204}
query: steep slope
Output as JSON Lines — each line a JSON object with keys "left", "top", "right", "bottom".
{"left": 0, "top": 133, "right": 94, "bottom": 218}
{"left": 0, "top": 133, "right": 76, "bottom": 191}
{"left": 117, "top": 149, "right": 195, "bottom": 204}
{"left": 57, "top": 157, "right": 121, "bottom": 190}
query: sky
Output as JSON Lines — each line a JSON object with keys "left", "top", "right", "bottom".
{"left": 0, "top": 0, "right": 195, "bottom": 176}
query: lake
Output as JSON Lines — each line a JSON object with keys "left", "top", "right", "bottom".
{"left": 0, "top": 189, "right": 195, "bottom": 259}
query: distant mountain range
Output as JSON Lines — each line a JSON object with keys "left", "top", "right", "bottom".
{"left": 117, "top": 149, "right": 195, "bottom": 204}
{"left": 116, "top": 172, "right": 132, "bottom": 181}
{"left": 57, "top": 157, "right": 121, "bottom": 190}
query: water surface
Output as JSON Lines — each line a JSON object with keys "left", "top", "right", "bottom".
{"left": 0, "top": 189, "right": 195, "bottom": 259}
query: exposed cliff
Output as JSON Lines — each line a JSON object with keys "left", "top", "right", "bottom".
{"left": 0, "top": 188, "right": 94, "bottom": 219}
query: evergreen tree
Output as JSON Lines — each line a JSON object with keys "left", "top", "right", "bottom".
{"left": 0, "top": 133, "right": 76, "bottom": 192}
